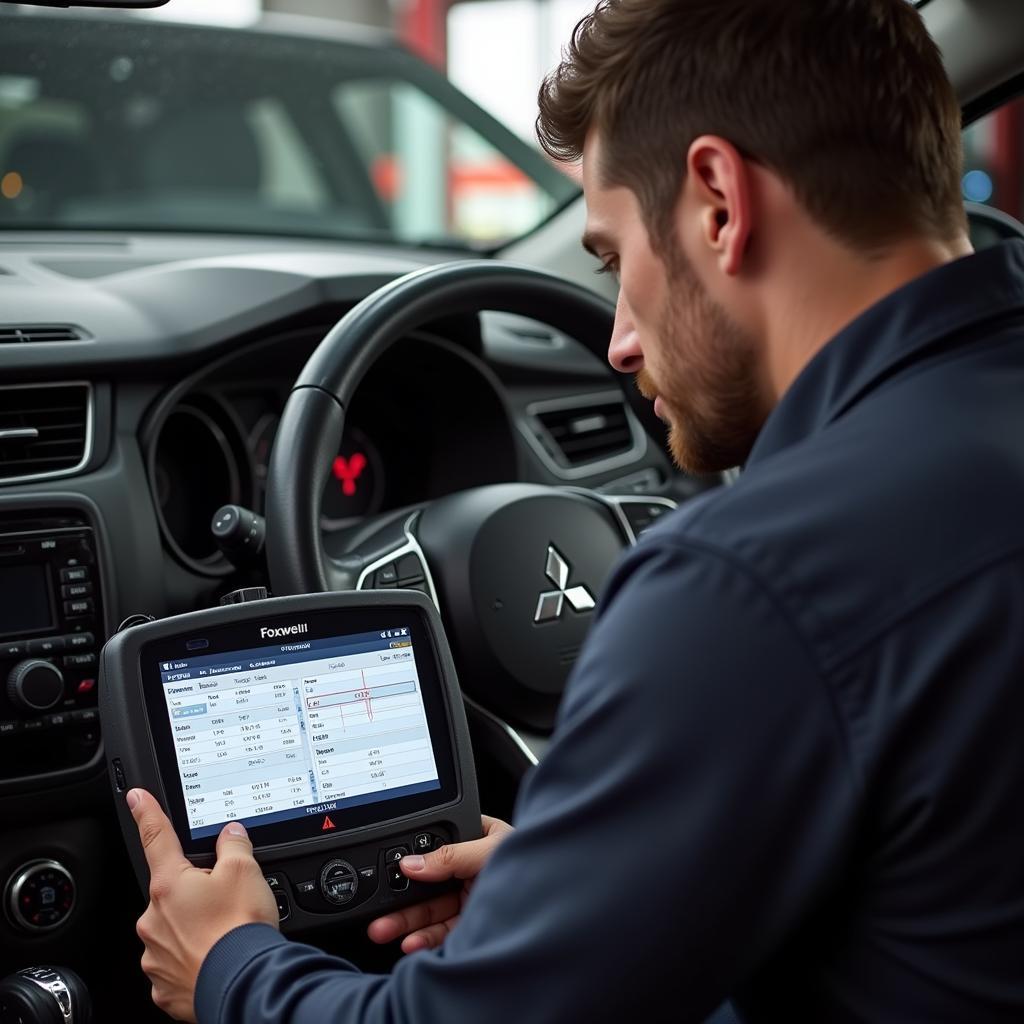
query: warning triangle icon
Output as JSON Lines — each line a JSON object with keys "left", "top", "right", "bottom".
{"left": 322, "top": 815, "right": 336, "bottom": 831}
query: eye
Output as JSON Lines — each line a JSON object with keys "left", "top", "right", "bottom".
{"left": 595, "top": 259, "right": 620, "bottom": 280}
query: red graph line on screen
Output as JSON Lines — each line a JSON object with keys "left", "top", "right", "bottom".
{"left": 360, "top": 669, "right": 374, "bottom": 722}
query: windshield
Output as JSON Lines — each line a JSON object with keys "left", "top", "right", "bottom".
{"left": 0, "top": 12, "right": 579, "bottom": 248}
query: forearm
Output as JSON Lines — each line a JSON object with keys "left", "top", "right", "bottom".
{"left": 197, "top": 925, "right": 390, "bottom": 1024}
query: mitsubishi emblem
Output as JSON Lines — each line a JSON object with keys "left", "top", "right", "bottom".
{"left": 534, "top": 545, "right": 596, "bottom": 624}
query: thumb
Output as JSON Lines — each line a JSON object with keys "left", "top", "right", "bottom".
{"left": 128, "top": 788, "right": 189, "bottom": 880}
{"left": 400, "top": 833, "right": 497, "bottom": 883}
{"left": 213, "top": 820, "right": 256, "bottom": 871}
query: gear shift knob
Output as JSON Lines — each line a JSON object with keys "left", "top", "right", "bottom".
{"left": 0, "top": 966, "right": 92, "bottom": 1024}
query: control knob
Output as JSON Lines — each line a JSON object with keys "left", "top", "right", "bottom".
{"left": 6, "top": 660, "right": 64, "bottom": 714}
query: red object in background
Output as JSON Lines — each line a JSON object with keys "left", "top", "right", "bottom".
{"left": 372, "top": 155, "right": 403, "bottom": 203}
{"left": 398, "top": 0, "right": 450, "bottom": 69}
{"left": 992, "top": 101, "right": 1024, "bottom": 220}
{"left": 333, "top": 453, "right": 368, "bottom": 497}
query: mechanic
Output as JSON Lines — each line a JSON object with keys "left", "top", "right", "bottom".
{"left": 126, "top": 0, "right": 1024, "bottom": 1021}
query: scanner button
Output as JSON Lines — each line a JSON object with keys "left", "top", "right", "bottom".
{"left": 386, "top": 862, "right": 410, "bottom": 892}
{"left": 112, "top": 758, "right": 127, "bottom": 792}
{"left": 273, "top": 890, "right": 290, "bottom": 922}
{"left": 320, "top": 860, "right": 358, "bottom": 906}
{"left": 413, "top": 833, "right": 436, "bottom": 853}
{"left": 384, "top": 846, "right": 409, "bottom": 864}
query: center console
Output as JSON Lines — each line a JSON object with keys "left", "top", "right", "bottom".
{"left": 0, "top": 513, "right": 104, "bottom": 781}
{"left": 99, "top": 591, "right": 480, "bottom": 933}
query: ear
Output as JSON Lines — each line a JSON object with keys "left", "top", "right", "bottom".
{"left": 685, "top": 136, "right": 754, "bottom": 277}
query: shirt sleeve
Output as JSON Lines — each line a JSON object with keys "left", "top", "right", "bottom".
{"left": 196, "top": 537, "right": 860, "bottom": 1024}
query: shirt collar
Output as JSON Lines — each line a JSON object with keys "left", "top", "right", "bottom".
{"left": 747, "top": 239, "right": 1024, "bottom": 467}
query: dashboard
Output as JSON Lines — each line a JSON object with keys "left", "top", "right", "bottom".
{"left": 0, "top": 230, "right": 679, "bottom": 1012}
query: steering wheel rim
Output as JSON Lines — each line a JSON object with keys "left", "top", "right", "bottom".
{"left": 264, "top": 259, "right": 661, "bottom": 599}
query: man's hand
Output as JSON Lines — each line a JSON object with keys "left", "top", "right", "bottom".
{"left": 367, "top": 815, "right": 513, "bottom": 954}
{"left": 129, "top": 788, "right": 279, "bottom": 1023}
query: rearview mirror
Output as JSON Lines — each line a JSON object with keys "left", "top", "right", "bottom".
{"left": 3, "top": 1, "right": 170, "bottom": 7}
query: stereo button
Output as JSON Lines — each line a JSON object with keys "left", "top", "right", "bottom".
{"left": 63, "top": 653, "right": 96, "bottom": 669}
{"left": 0, "top": 720, "right": 21, "bottom": 737}
{"left": 1, "top": 642, "right": 25, "bottom": 659}
{"left": 66, "top": 633, "right": 94, "bottom": 650}
{"left": 60, "top": 568, "right": 89, "bottom": 583}
{"left": 63, "top": 600, "right": 93, "bottom": 616}
{"left": 61, "top": 583, "right": 93, "bottom": 600}
{"left": 7, "top": 660, "right": 64, "bottom": 713}
{"left": 28, "top": 637, "right": 66, "bottom": 656}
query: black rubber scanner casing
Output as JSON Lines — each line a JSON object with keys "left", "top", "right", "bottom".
{"left": 98, "top": 590, "right": 480, "bottom": 934}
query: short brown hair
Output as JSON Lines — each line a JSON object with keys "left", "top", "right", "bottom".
{"left": 537, "top": 0, "right": 966, "bottom": 254}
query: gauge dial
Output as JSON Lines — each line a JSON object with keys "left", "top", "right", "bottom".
{"left": 250, "top": 414, "right": 385, "bottom": 525}
{"left": 321, "top": 428, "right": 385, "bottom": 525}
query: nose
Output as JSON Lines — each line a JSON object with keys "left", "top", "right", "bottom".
{"left": 607, "top": 289, "right": 643, "bottom": 374}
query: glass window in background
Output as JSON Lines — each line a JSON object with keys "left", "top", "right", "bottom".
{"left": 962, "top": 101, "right": 1024, "bottom": 222}
{"left": 335, "top": 80, "right": 558, "bottom": 245}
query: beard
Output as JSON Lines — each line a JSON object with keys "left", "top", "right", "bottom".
{"left": 636, "top": 252, "right": 768, "bottom": 475}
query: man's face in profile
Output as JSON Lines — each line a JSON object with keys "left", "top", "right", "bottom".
{"left": 582, "top": 135, "right": 768, "bottom": 474}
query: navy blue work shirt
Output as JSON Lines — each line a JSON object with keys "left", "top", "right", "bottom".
{"left": 196, "top": 242, "right": 1024, "bottom": 1023}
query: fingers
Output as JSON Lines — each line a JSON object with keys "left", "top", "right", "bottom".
{"left": 128, "top": 789, "right": 190, "bottom": 883}
{"left": 400, "top": 915, "right": 459, "bottom": 955}
{"left": 400, "top": 824, "right": 510, "bottom": 883}
{"left": 481, "top": 815, "right": 514, "bottom": 838}
{"left": 366, "top": 891, "right": 461, "bottom": 945}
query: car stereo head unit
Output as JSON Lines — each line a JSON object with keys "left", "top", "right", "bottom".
{"left": 99, "top": 591, "right": 480, "bottom": 933}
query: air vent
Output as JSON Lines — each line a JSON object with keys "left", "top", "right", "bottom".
{"left": 0, "top": 384, "right": 92, "bottom": 483}
{"left": 0, "top": 325, "right": 85, "bottom": 345}
{"left": 528, "top": 393, "right": 639, "bottom": 472}
{"left": 507, "top": 324, "right": 558, "bottom": 346}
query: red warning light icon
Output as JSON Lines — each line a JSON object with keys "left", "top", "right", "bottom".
{"left": 322, "top": 815, "right": 336, "bottom": 831}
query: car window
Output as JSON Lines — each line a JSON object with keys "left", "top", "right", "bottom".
{"left": 962, "top": 99, "right": 1024, "bottom": 246}
{"left": 335, "top": 80, "right": 555, "bottom": 245}
{"left": 0, "top": 14, "right": 577, "bottom": 248}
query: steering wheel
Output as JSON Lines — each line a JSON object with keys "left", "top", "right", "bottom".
{"left": 264, "top": 261, "right": 675, "bottom": 753}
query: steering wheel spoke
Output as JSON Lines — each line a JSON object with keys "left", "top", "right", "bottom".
{"left": 569, "top": 490, "right": 679, "bottom": 545}
{"left": 353, "top": 512, "right": 440, "bottom": 610}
